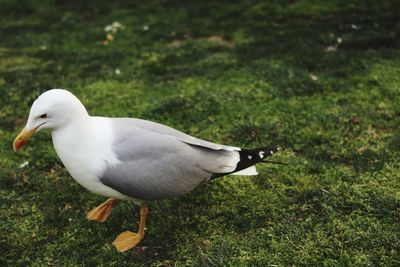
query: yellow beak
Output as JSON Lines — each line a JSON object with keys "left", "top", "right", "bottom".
{"left": 13, "top": 126, "right": 37, "bottom": 152}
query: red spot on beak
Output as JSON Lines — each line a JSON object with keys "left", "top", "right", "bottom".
{"left": 15, "top": 139, "right": 26, "bottom": 150}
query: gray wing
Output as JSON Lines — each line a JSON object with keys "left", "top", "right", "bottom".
{"left": 125, "top": 118, "right": 240, "bottom": 151}
{"left": 99, "top": 118, "right": 240, "bottom": 200}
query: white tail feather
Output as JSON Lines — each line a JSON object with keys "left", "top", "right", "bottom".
{"left": 230, "top": 165, "right": 258, "bottom": 176}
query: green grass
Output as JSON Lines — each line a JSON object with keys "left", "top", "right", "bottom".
{"left": 1, "top": 0, "right": 400, "bottom": 265}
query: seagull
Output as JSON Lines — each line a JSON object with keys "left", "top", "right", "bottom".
{"left": 13, "top": 89, "right": 279, "bottom": 252}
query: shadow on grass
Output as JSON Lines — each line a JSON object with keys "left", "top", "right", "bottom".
{"left": 1, "top": 0, "right": 400, "bottom": 265}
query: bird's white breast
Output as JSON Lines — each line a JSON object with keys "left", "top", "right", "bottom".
{"left": 51, "top": 117, "right": 130, "bottom": 200}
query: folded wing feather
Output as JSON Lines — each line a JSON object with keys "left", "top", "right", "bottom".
{"left": 99, "top": 118, "right": 241, "bottom": 200}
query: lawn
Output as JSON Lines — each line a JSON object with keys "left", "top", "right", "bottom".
{"left": 1, "top": 0, "right": 400, "bottom": 266}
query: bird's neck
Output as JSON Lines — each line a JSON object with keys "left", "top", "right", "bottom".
{"left": 50, "top": 116, "right": 118, "bottom": 181}
{"left": 51, "top": 116, "right": 92, "bottom": 146}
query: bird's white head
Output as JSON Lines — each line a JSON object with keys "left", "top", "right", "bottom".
{"left": 13, "top": 89, "right": 88, "bottom": 151}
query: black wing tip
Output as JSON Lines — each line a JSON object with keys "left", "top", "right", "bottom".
{"left": 265, "top": 145, "right": 280, "bottom": 154}
{"left": 237, "top": 144, "right": 280, "bottom": 169}
{"left": 210, "top": 144, "right": 281, "bottom": 180}
{"left": 242, "top": 144, "right": 280, "bottom": 157}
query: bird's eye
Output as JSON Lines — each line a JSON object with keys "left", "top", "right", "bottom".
{"left": 40, "top": 114, "right": 47, "bottom": 119}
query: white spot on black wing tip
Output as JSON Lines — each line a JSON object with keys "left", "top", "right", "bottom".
{"left": 270, "top": 150, "right": 274, "bottom": 155}
{"left": 259, "top": 151, "right": 265, "bottom": 158}
{"left": 248, "top": 155, "right": 252, "bottom": 160}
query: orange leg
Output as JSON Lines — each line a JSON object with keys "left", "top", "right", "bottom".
{"left": 112, "top": 203, "right": 148, "bottom": 252}
{"left": 86, "top": 198, "right": 117, "bottom": 223}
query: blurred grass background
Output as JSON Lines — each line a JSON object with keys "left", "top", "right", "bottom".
{"left": 1, "top": 0, "right": 400, "bottom": 265}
